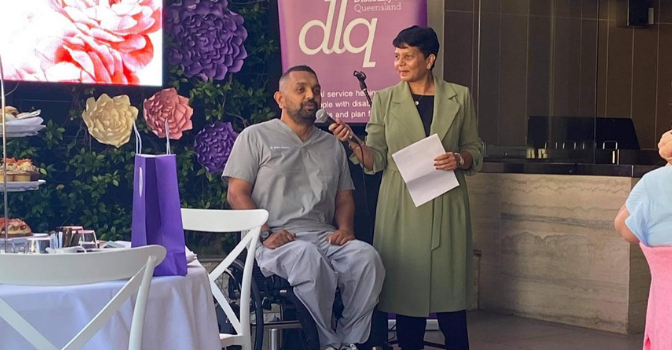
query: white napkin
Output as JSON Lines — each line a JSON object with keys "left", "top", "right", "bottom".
{"left": 15, "top": 110, "right": 41, "bottom": 119}
{"left": 185, "top": 247, "right": 197, "bottom": 263}
{"left": 101, "top": 241, "right": 197, "bottom": 262}
{"left": 6, "top": 116, "right": 43, "bottom": 126}
{"left": 100, "top": 241, "right": 130, "bottom": 248}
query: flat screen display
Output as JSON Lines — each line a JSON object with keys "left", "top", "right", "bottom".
{"left": 0, "top": 0, "right": 162, "bottom": 86}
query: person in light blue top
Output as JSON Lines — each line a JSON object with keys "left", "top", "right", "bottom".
{"left": 617, "top": 166, "right": 672, "bottom": 246}
{"left": 615, "top": 130, "right": 672, "bottom": 246}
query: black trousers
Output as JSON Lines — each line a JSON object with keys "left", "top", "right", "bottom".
{"left": 396, "top": 310, "right": 469, "bottom": 350}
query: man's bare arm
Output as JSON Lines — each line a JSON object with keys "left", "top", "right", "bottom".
{"left": 228, "top": 178, "right": 268, "bottom": 231}
{"left": 227, "top": 177, "right": 294, "bottom": 248}
{"left": 328, "top": 190, "right": 356, "bottom": 245}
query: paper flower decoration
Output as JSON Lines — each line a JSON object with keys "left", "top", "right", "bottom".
{"left": 82, "top": 94, "right": 139, "bottom": 148}
{"left": 194, "top": 121, "right": 238, "bottom": 173}
{"left": 166, "top": 0, "right": 248, "bottom": 81}
{"left": 143, "top": 88, "right": 194, "bottom": 140}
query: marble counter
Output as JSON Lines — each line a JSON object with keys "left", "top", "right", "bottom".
{"left": 480, "top": 159, "right": 661, "bottom": 178}
{"left": 466, "top": 173, "right": 649, "bottom": 334}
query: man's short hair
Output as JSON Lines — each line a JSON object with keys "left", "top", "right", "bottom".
{"left": 392, "top": 26, "right": 440, "bottom": 60}
{"left": 279, "top": 65, "right": 318, "bottom": 89}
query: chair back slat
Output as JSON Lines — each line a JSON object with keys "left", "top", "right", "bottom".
{"left": 181, "top": 208, "right": 268, "bottom": 233}
{"left": 181, "top": 208, "right": 268, "bottom": 350}
{"left": 0, "top": 245, "right": 166, "bottom": 286}
{"left": 0, "top": 245, "right": 166, "bottom": 350}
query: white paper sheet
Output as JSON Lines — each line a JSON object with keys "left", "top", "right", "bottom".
{"left": 391, "top": 134, "right": 459, "bottom": 207}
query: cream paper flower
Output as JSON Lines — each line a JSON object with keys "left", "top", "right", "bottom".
{"left": 82, "top": 94, "right": 139, "bottom": 148}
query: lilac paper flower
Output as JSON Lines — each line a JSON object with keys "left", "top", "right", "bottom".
{"left": 166, "top": 0, "right": 248, "bottom": 81}
{"left": 194, "top": 121, "right": 239, "bottom": 173}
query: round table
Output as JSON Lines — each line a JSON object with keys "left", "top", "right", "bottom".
{"left": 0, "top": 261, "right": 221, "bottom": 350}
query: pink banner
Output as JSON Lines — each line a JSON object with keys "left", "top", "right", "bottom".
{"left": 278, "top": 0, "right": 427, "bottom": 123}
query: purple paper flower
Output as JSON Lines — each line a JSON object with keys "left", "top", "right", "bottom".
{"left": 166, "top": 0, "right": 248, "bottom": 81}
{"left": 194, "top": 121, "right": 239, "bottom": 173}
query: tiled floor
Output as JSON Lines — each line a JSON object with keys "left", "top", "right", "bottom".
{"left": 393, "top": 311, "right": 643, "bottom": 350}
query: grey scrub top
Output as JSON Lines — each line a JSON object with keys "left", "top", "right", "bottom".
{"left": 223, "top": 119, "right": 355, "bottom": 233}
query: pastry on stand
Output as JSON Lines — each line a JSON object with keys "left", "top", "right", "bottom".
{"left": 0, "top": 158, "right": 39, "bottom": 182}
{"left": 16, "top": 159, "right": 38, "bottom": 181}
{"left": 0, "top": 218, "right": 32, "bottom": 237}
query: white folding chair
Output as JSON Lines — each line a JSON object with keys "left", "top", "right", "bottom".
{"left": 181, "top": 208, "right": 268, "bottom": 350}
{"left": 0, "top": 245, "right": 166, "bottom": 350}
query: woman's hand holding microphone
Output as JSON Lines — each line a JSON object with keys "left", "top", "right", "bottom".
{"left": 327, "top": 116, "right": 362, "bottom": 152}
{"left": 328, "top": 116, "right": 355, "bottom": 142}
{"left": 327, "top": 115, "right": 374, "bottom": 170}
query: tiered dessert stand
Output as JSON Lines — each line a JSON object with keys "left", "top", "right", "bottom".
{"left": 0, "top": 55, "right": 46, "bottom": 253}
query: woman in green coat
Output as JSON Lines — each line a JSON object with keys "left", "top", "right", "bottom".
{"left": 329, "top": 26, "right": 482, "bottom": 350}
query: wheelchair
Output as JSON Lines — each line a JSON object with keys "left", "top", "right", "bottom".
{"left": 215, "top": 253, "right": 389, "bottom": 350}
{"left": 215, "top": 255, "right": 325, "bottom": 350}
{"left": 214, "top": 161, "right": 388, "bottom": 350}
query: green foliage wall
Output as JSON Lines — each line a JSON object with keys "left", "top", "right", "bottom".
{"left": 4, "top": 1, "right": 278, "bottom": 255}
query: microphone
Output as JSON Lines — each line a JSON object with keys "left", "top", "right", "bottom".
{"left": 316, "top": 109, "right": 336, "bottom": 126}
{"left": 353, "top": 70, "right": 372, "bottom": 106}
{"left": 316, "top": 109, "right": 356, "bottom": 141}
{"left": 353, "top": 70, "right": 367, "bottom": 90}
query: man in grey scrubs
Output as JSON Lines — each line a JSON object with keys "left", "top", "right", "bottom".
{"left": 223, "top": 65, "right": 385, "bottom": 350}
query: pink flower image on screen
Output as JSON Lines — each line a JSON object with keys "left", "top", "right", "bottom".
{"left": 0, "top": 0, "right": 163, "bottom": 86}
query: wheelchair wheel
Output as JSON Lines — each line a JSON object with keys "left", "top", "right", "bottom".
{"left": 216, "top": 258, "right": 265, "bottom": 350}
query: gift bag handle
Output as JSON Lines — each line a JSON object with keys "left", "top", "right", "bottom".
{"left": 165, "top": 119, "right": 171, "bottom": 155}
{"left": 133, "top": 121, "right": 171, "bottom": 155}
{"left": 134, "top": 122, "right": 142, "bottom": 155}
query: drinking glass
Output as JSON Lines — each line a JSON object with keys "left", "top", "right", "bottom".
{"left": 13, "top": 240, "right": 26, "bottom": 254}
{"left": 0, "top": 239, "right": 15, "bottom": 254}
{"left": 78, "top": 230, "right": 98, "bottom": 250}
{"left": 26, "top": 236, "right": 51, "bottom": 254}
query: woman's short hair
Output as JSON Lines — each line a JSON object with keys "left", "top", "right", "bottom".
{"left": 392, "top": 25, "right": 440, "bottom": 61}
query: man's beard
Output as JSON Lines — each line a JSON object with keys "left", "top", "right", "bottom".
{"left": 288, "top": 100, "right": 318, "bottom": 125}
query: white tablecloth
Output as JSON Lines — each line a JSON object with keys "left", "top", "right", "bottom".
{"left": 0, "top": 261, "right": 221, "bottom": 350}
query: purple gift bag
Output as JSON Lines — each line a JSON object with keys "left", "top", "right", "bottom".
{"left": 130, "top": 123, "right": 187, "bottom": 276}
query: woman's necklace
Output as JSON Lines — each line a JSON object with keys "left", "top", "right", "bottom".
{"left": 412, "top": 79, "right": 433, "bottom": 105}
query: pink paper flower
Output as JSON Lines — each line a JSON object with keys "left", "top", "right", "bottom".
{"left": 143, "top": 88, "right": 194, "bottom": 140}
